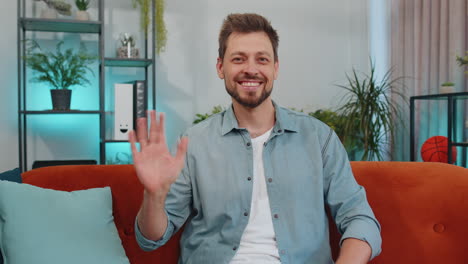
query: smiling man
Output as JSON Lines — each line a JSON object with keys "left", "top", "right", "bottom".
{"left": 131, "top": 13, "right": 382, "bottom": 264}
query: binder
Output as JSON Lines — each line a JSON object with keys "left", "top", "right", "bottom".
{"left": 113, "top": 80, "right": 147, "bottom": 140}
{"left": 114, "top": 83, "right": 134, "bottom": 140}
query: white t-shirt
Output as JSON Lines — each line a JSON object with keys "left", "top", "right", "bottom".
{"left": 230, "top": 128, "right": 281, "bottom": 263}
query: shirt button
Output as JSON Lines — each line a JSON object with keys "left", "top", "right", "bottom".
{"left": 247, "top": 177, "right": 252, "bottom": 181}
{"left": 233, "top": 246, "right": 237, "bottom": 251}
{"left": 278, "top": 129, "right": 283, "bottom": 133}
{"left": 268, "top": 178, "right": 273, "bottom": 183}
{"left": 246, "top": 142, "right": 251, "bottom": 147}
{"left": 244, "top": 212, "right": 249, "bottom": 216}
{"left": 274, "top": 214, "right": 279, "bottom": 219}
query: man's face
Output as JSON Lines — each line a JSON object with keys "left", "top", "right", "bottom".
{"left": 217, "top": 32, "right": 279, "bottom": 108}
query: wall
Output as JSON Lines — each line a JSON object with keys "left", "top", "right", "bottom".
{"left": 159, "top": 0, "right": 370, "bottom": 150}
{"left": 0, "top": 0, "right": 370, "bottom": 171}
{"left": 0, "top": 1, "right": 19, "bottom": 171}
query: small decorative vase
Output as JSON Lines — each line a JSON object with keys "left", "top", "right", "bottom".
{"left": 75, "top": 10, "right": 90, "bottom": 21}
{"left": 40, "top": 7, "right": 58, "bottom": 19}
{"left": 117, "top": 46, "right": 140, "bottom": 58}
{"left": 439, "top": 86, "right": 454, "bottom": 94}
{"left": 117, "top": 33, "right": 139, "bottom": 58}
{"left": 51, "top": 89, "right": 72, "bottom": 110}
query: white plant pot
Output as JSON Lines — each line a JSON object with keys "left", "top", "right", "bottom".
{"left": 75, "top": 11, "right": 90, "bottom": 21}
{"left": 40, "top": 7, "right": 58, "bottom": 19}
{"left": 439, "top": 86, "right": 454, "bottom": 94}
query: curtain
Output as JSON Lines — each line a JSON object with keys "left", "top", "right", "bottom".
{"left": 390, "top": 0, "right": 468, "bottom": 165}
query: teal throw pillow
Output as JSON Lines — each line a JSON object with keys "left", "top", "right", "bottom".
{"left": 0, "top": 168, "right": 21, "bottom": 264}
{"left": 0, "top": 181, "right": 130, "bottom": 264}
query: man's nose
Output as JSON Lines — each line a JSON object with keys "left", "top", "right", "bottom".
{"left": 242, "top": 59, "right": 259, "bottom": 75}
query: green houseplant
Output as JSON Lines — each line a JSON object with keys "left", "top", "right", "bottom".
{"left": 131, "top": 0, "right": 167, "bottom": 55}
{"left": 336, "top": 61, "right": 406, "bottom": 161}
{"left": 456, "top": 52, "right": 468, "bottom": 67}
{"left": 441, "top": 82, "right": 455, "bottom": 86}
{"left": 308, "top": 109, "right": 362, "bottom": 157}
{"left": 24, "top": 40, "right": 97, "bottom": 110}
{"left": 75, "top": 0, "right": 90, "bottom": 10}
{"left": 75, "top": 0, "right": 90, "bottom": 20}
{"left": 308, "top": 109, "right": 346, "bottom": 140}
{"left": 193, "top": 105, "right": 224, "bottom": 124}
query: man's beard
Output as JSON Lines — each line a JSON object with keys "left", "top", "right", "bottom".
{"left": 225, "top": 74, "right": 273, "bottom": 108}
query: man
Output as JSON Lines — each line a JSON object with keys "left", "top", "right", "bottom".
{"left": 130, "top": 13, "right": 381, "bottom": 264}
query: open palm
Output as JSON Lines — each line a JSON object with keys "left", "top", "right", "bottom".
{"left": 129, "top": 111, "right": 188, "bottom": 195}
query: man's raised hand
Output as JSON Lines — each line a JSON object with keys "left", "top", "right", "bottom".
{"left": 129, "top": 111, "right": 188, "bottom": 195}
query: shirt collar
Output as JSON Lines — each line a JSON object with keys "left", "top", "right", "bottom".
{"left": 221, "top": 100, "right": 298, "bottom": 136}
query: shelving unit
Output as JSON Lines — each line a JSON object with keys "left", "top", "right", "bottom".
{"left": 20, "top": 18, "right": 102, "bottom": 33}
{"left": 410, "top": 92, "right": 468, "bottom": 167}
{"left": 17, "top": 0, "right": 156, "bottom": 172}
{"left": 104, "top": 58, "right": 153, "bottom": 67}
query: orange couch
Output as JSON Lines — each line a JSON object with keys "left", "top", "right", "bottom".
{"left": 22, "top": 162, "right": 468, "bottom": 263}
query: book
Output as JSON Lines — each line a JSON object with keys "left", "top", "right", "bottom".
{"left": 133, "top": 80, "right": 147, "bottom": 129}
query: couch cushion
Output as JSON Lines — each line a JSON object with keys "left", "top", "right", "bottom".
{"left": 0, "top": 180, "right": 130, "bottom": 264}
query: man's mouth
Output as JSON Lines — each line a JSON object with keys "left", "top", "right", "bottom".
{"left": 238, "top": 81, "right": 263, "bottom": 92}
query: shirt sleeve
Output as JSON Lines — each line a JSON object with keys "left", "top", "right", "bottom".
{"left": 134, "top": 143, "right": 194, "bottom": 251}
{"left": 322, "top": 128, "right": 382, "bottom": 260}
{"left": 134, "top": 212, "right": 175, "bottom": 251}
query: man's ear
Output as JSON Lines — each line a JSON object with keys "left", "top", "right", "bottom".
{"left": 216, "top": 57, "right": 224, "bottom": 79}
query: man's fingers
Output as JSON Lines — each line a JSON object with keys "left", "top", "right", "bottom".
{"left": 136, "top": 117, "right": 149, "bottom": 146}
{"left": 128, "top": 130, "right": 139, "bottom": 157}
{"left": 149, "top": 110, "right": 158, "bottom": 143}
{"left": 158, "top": 113, "right": 167, "bottom": 144}
{"left": 174, "top": 137, "right": 188, "bottom": 169}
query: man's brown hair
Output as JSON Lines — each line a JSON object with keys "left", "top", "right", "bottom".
{"left": 218, "top": 13, "right": 279, "bottom": 62}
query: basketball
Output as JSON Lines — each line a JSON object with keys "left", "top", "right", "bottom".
{"left": 421, "top": 136, "right": 457, "bottom": 163}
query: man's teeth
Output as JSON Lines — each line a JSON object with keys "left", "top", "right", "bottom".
{"left": 241, "top": 82, "right": 261, "bottom": 86}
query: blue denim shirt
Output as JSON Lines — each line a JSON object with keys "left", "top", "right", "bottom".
{"left": 135, "top": 102, "right": 381, "bottom": 264}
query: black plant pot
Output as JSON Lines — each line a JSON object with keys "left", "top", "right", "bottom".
{"left": 50, "top": 89, "right": 72, "bottom": 110}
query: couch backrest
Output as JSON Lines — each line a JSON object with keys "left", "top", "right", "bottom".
{"left": 22, "top": 162, "right": 468, "bottom": 264}
{"left": 349, "top": 161, "right": 468, "bottom": 264}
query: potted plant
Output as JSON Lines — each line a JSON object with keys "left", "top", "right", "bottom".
{"left": 131, "top": 0, "right": 167, "bottom": 55}
{"left": 336, "top": 60, "right": 406, "bottom": 161}
{"left": 34, "top": 0, "right": 72, "bottom": 19}
{"left": 75, "top": 0, "right": 90, "bottom": 21}
{"left": 24, "top": 40, "right": 97, "bottom": 110}
{"left": 440, "top": 82, "right": 455, "bottom": 94}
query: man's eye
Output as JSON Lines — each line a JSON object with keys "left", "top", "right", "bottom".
{"left": 259, "top": 57, "right": 269, "bottom": 63}
{"left": 233, "top": 57, "right": 243, "bottom": 62}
